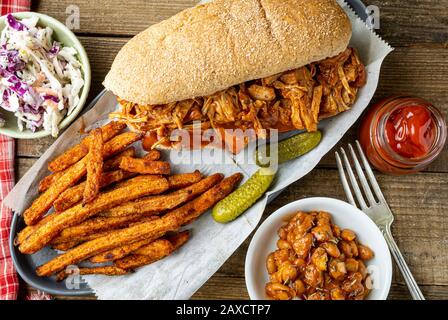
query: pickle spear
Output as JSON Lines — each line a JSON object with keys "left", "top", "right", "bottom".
{"left": 213, "top": 131, "right": 322, "bottom": 223}
{"left": 212, "top": 168, "right": 275, "bottom": 224}
{"left": 256, "top": 131, "right": 322, "bottom": 167}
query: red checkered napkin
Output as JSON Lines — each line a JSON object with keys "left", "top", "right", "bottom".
{"left": 0, "top": 135, "right": 17, "bottom": 300}
{"left": 0, "top": 0, "right": 29, "bottom": 15}
{"left": 0, "top": 0, "right": 30, "bottom": 301}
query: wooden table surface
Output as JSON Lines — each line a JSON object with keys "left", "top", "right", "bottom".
{"left": 18, "top": 0, "right": 447, "bottom": 300}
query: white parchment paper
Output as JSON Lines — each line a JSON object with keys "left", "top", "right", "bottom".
{"left": 5, "top": 1, "right": 393, "bottom": 299}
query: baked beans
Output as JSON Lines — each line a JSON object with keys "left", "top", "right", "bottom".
{"left": 265, "top": 211, "right": 374, "bottom": 300}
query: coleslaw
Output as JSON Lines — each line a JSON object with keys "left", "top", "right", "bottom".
{"left": 0, "top": 14, "right": 84, "bottom": 137}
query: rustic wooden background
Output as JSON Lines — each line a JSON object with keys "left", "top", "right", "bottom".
{"left": 17, "top": 0, "right": 447, "bottom": 299}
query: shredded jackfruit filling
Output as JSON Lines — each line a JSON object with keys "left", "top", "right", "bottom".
{"left": 110, "top": 48, "right": 366, "bottom": 146}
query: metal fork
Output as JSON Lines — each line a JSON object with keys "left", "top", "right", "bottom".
{"left": 335, "top": 141, "right": 425, "bottom": 300}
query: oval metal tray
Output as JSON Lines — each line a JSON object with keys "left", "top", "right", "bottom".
{"left": 10, "top": 0, "right": 368, "bottom": 297}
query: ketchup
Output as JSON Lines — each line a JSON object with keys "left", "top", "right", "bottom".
{"left": 385, "top": 105, "right": 436, "bottom": 158}
{"left": 359, "top": 96, "right": 446, "bottom": 175}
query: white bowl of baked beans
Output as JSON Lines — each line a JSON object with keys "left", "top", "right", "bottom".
{"left": 245, "top": 197, "right": 392, "bottom": 300}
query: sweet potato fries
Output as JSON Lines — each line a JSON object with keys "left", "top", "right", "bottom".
{"left": 35, "top": 173, "right": 241, "bottom": 277}
{"left": 83, "top": 128, "right": 104, "bottom": 205}
{"left": 47, "top": 122, "right": 126, "bottom": 172}
{"left": 16, "top": 121, "right": 243, "bottom": 280}
{"left": 119, "top": 156, "right": 170, "bottom": 175}
{"left": 24, "top": 130, "right": 143, "bottom": 225}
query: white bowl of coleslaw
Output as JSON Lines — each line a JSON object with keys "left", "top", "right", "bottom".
{"left": 0, "top": 12, "right": 90, "bottom": 139}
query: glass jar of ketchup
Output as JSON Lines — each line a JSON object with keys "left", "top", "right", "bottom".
{"left": 359, "top": 96, "right": 447, "bottom": 175}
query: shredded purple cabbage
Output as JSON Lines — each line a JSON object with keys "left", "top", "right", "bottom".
{"left": 33, "top": 117, "right": 44, "bottom": 128}
{"left": 6, "top": 14, "right": 26, "bottom": 31}
{"left": 20, "top": 103, "right": 42, "bottom": 116}
{"left": 43, "top": 94, "right": 59, "bottom": 103}
{"left": 48, "top": 42, "right": 60, "bottom": 56}
{"left": 27, "top": 121, "right": 38, "bottom": 132}
{"left": 0, "top": 49, "right": 25, "bottom": 73}
{"left": 1, "top": 90, "right": 14, "bottom": 112}
{"left": 7, "top": 75, "right": 29, "bottom": 96}
{"left": 29, "top": 88, "right": 44, "bottom": 106}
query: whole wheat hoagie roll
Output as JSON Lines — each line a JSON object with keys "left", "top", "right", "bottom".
{"left": 104, "top": 0, "right": 351, "bottom": 105}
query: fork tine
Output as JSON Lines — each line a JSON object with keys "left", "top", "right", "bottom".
{"left": 340, "top": 147, "right": 368, "bottom": 210}
{"left": 335, "top": 151, "right": 357, "bottom": 207}
{"left": 348, "top": 144, "right": 377, "bottom": 206}
{"left": 355, "top": 141, "right": 387, "bottom": 203}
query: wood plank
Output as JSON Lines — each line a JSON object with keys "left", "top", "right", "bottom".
{"left": 16, "top": 157, "right": 35, "bottom": 181}
{"left": 16, "top": 162, "right": 448, "bottom": 290}
{"left": 24, "top": 281, "right": 447, "bottom": 300}
{"left": 387, "top": 283, "right": 448, "bottom": 300}
{"left": 23, "top": 267, "right": 448, "bottom": 300}
{"left": 33, "top": 0, "right": 448, "bottom": 46}
{"left": 364, "top": 0, "right": 448, "bottom": 46}
{"left": 33, "top": 0, "right": 196, "bottom": 36}
{"left": 192, "top": 274, "right": 448, "bottom": 300}
{"left": 16, "top": 41, "right": 448, "bottom": 173}
{"left": 22, "top": 262, "right": 448, "bottom": 300}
